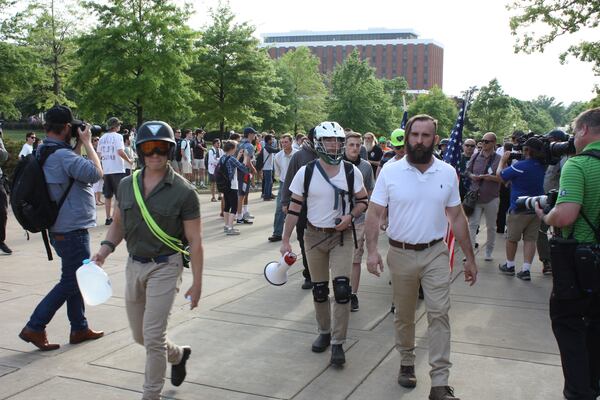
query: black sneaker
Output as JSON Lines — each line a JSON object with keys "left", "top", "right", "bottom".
{"left": 516, "top": 270, "right": 531, "bottom": 281}
{"left": 301, "top": 277, "right": 312, "bottom": 290}
{"left": 171, "top": 346, "right": 191, "bottom": 387}
{"left": 0, "top": 242, "right": 12, "bottom": 254}
{"left": 330, "top": 344, "right": 345, "bottom": 366}
{"left": 499, "top": 263, "right": 515, "bottom": 276}
{"left": 311, "top": 333, "right": 331, "bottom": 353}
{"left": 268, "top": 235, "right": 282, "bottom": 242}
{"left": 350, "top": 294, "right": 359, "bottom": 312}
{"left": 236, "top": 218, "right": 253, "bottom": 224}
{"left": 542, "top": 260, "right": 552, "bottom": 275}
{"left": 105, "top": 218, "right": 113, "bottom": 226}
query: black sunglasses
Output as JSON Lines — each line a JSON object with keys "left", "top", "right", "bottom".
{"left": 481, "top": 139, "right": 494, "bottom": 144}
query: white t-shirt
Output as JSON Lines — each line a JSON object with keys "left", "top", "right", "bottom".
{"left": 261, "top": 147, "right": 275, "bottom": 171}
{"left": 123, "top": 146, "right": 134, "bottom": 170}
{"left": 371, "top": 157, "right": 461, "bottom": 243}
{"left": 274, "top": 149, "right": 296, "bottom": 183}
{"left": 98, "top": 132, "right": 125, "bottom": 174}
{"left": 289, "top": 162, "right": 364, "bottom": 228}
{"left": 208, "top": 147, "right": 224, "bottom": 175}
{"left": 181, "top": 139, "right": 192, "bottom": 162}
{"left": 19, "top": 143, "right": 33, "bottom": 158}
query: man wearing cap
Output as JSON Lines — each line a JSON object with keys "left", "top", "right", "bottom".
{"left": 236, "top": 127, "right": 258, "bottom": 224}
{"left": 376, "top": 128, "right": 405, "bottom": 178}
{"left": 19, "top": 105, "right": 104, "bottom": 351}
{"left": 497, "top": 137, "right": 546, "bottom": 280}
{"left": 98, "top": 116, "right": 132, "bottom": 225}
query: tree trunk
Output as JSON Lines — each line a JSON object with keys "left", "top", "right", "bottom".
{"left": 136, "top": 98, "right": 143, "bottom": 127}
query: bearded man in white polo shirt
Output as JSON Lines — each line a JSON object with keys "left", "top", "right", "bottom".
{"left": 365, "top": 114, "right": 478, "bottom": 400}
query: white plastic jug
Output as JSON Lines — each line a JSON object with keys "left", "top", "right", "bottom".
{"left": 76, "top": 259, "right": 112, "bottom": 306}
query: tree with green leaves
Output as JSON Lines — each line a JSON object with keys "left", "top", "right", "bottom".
{"left": 407, "top": 86, "right": 457, "bottom": 138}
{"left": 328, "top": 50, "right": 394, "bottom": 134}
{"left": 189, "top": 3, "right": 281, "bottom": 135}
{"left": 532, "top": 95, "right": 566, "bottom": 126}
{"left": 512, "top": 99, "right": 555, "bottom": 134}
{"left": 267, "top": 47, "right": 327, "bottom": 133}
{"left": 508, "top": 0, "right": 600, "bottom": 76}
{"left": 0, "top": 42, "right": 36, "bottom": 119}
{"left": 383, "top": 76, "right": 409, "bottom": 123}
{"left": 72, "top": 0, "right": 196, "bottom": 126}
{"left": 469, "top": 79, "right": 526, "bottom": 137}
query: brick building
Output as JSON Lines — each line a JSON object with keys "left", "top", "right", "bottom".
{"left": 262, "top": 28, "right": 444, "bottom": 91}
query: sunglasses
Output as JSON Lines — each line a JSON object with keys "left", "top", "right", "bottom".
{"left": 481, "top": 139, "right": 494, "bottom": 144}
{"left": 139, "top": 141, "right": 170, "bottom": 157}
{"left": 464, "top": 144, "right": 475, "bottom": 148}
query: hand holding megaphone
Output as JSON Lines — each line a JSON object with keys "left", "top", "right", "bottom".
{"left": 264, "top": 252, "right": 298, "bottom": 286}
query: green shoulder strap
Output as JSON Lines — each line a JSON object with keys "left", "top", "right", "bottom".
{"left": 132, "top": 169, "right": 190, "bottom": 256}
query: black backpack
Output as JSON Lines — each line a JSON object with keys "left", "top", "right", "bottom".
{"left": 215, "top": 155, "right": 231, "bottom": 193}
{"left": 10, "top": 145, "right": 74, "bottom": 260}
{"left": 174, "top": 138, "right": 183, "bottom": 162}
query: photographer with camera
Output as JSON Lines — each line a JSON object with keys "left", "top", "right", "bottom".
{"left": 496, "top": 137, "right": 545, "bottom": 280}
{"left": 19, "top": 105, "right": 104, "bottom": 351}
{"left": 534, "top": 107, "right": 600, "bottom": 400}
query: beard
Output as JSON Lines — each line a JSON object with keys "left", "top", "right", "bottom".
{"left": 405, "top": 141, "right": 435, "bottom": 164}
{"left": 364, "top": 141, "right": 374, "bottom": 152}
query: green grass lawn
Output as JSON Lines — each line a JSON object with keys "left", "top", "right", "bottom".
{"left": 1, "top": 129, "right": 45, "bottom": 142}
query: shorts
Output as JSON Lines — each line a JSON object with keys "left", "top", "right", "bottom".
{"left": 170, "top": 160, "right": 181, "bottom": 171}
{"left": 506, "top": 213, "right": 541, "bottom": 242}
{"left": 181, "top": 160, "right": 192, "bottom": 174}
{"left": 103, "top": 173, "right": 126, "bottom": 199}
{"left": 193, "top": 159, "right": 203, "bottom": 169}
{"left": 92, "top": 179, "right": 104, "bottom": 194}
{"left": 352, "top": 222, "right": 366, "bottom": 264}
{"left": 237, "top": 170, "right": 250, "bottom": 196}
{"left": 208, "top": 173, "right": 215, "bottom": 183}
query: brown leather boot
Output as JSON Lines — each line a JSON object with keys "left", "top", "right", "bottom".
{"left": 429, "top": 386, "right": 460, "bottom": 400}
{"left": 397, "top": 365, "right": 417, "bottom": 388}
{"left": 69, "top": 328, "right": 104, "bottom": 344}
{"left": 18, "top": 327, "right": 60, "bottom": 351}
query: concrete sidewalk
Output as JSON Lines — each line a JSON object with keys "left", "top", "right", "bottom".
{"left": 0, "top": 191, "right": 565, "bottom": 399}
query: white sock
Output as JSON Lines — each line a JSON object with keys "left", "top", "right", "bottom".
{"left": 522, "top": 263, "right": 531, "bottom": 272}
{"left": 243, "top": 205, "right": 249, "bottom": 214}
{"left": 236, "top": 213, "right": 242, "bottom": 220}
{"left": 507, "top": 260, "right": 516, "bottom": 268}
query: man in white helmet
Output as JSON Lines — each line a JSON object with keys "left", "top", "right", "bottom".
{"left": 281, "top": 121, "right": 369, "bottom": 367}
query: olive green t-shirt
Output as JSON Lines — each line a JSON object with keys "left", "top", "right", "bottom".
{"left": 556, "top": 140, "right": 600, "bottom": 243}
{"left": 117, "top": 166, "right": 200, "bottom": 257}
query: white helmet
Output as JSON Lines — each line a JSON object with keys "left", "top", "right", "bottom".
{"left": 314, "top": 121, "right": 345, "bottom": 165}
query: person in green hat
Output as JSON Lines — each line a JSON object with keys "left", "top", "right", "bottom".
{"left": 378, "top": 135, "right": 391, "bottom": 152}
{"left": 376, "top": 129, "right": 405, "bottom": 179}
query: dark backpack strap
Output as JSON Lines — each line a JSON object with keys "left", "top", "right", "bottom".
{"left": 343, "top": 161, "right": 358, "bottom": 249}
{"left": 571, "top": 150, "right": 600, "bottom": 242}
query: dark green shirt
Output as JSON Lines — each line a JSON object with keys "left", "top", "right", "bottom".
{"left": 556, "top": 140, "right": 600, "bottom": 243}
{"left": 117, "top": 166, "right": 200, "bottom": 257}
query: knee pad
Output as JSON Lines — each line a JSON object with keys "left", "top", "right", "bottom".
{"left": 312, "top": 281, "right": 329, "bottom": 303}
{"left": 333, "top": 276, "right": 351, "bottom": 304}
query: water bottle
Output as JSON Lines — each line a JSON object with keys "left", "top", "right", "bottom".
{"left": 76, "top": 259, "right": 113, "bottom": 306}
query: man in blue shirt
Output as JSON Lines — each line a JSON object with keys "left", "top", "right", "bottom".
{"left": 19, "top": 105, "right": 104, "bottom": 351}
{"left": 236, "top": 127, "right": 258, "bottom": 224}
{"left": 497, "top": 137, "right": 545, "bottom": 280}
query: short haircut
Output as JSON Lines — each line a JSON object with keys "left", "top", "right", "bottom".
{"left": 264, "top": 134, "right": 273, "bottom": 143}
{"left": 573, "top": 107, "right": 600, "bottom": 133}
{"left": 212, "top": 138, "right": 220, "bottom": 144}
{"left": 184, "top": 129, "right": 192, "bottom": 136}
{"left": 195, "top": 128, "right": 204, "bottom": 134}
{"left": 229, "top": 132, "right": 241, "bottom": 141}
{"left": 295, "top": 133, "right": 305, "bottom": 140}
{"left": 280, "top": 133, "right": 293, "bottom": 142}
{"left": 405, "top": 114, "right": 438, "bottom": 136}
{"left": 223, "top": 140, "right": 237, "bottom": 152}
{"left": 346, "top": 131, "right": 362, "bottom": 140}
{"left": 26, "top": 131, "right": 35, "bottom": 139}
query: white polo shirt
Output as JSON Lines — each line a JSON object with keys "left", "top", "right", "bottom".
{"left": 371, "top": 157, "right": 461, "bottom": 243}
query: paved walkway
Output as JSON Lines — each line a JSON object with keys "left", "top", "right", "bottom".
{"left": 0, "top": 191, "right": 565, "bottom": 399}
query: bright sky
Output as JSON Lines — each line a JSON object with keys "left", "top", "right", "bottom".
{"left": 189, "top": 0, "right": 599, "bottom": 105}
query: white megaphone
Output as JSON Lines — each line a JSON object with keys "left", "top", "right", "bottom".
{"left": 264, "top": 252, "right": 297, "bottom": 286}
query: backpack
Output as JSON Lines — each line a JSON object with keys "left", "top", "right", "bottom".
{"left": 174, "top": 138, "right": 183, "bottom": 162}
{"left": 10, "top": 145, "right": 74, "bottom": 260}
{"left": 215, "top": 155, "right": 232, "bottom": 193}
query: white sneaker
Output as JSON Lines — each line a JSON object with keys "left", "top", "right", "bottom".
{"left": 225, "top": 227, "right": 240, "bottom": 236}
{"left": 484, "top": 253, "right": 493, "bottom": 261}
{"left": 243, "top": 212, "right": 255, "bottom": 219}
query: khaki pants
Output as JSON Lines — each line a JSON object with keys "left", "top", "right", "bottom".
{"left": 468, "top": 197, "right": 499, "bottom": 256}
{"left": 388, "top": 241, "right": 452, "bottom": 387}
{"left": 304, "top": 228, "right": 353, "bottom": 345}
{"left": 125, "top": 254, "right": 185, "bottom": 400}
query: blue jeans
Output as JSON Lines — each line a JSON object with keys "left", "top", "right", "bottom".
{"left": 272, "top": 186, "right": 285, "bottom": 237}
{"left": 27, "top": 230, "right": 90, "bottom": 332}
{"left": 262, "top": 170, "right": 273, "bottom": 199}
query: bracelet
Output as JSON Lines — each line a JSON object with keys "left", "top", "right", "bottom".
{"left": 100, "top": 240, "right": 116, "bottom": 253}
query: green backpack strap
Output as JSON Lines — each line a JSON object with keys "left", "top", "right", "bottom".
{"left": 132, "top": 170, "right": 189, "bottom": 256}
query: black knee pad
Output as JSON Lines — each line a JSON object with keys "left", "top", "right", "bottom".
{"left": 333, "top": 276, "right": 351, "bottom": 304}
{"left": 312, "top": 281, "right": 329, "bottom": 303}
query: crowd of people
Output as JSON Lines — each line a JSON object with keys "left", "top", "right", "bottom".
{"left": 0, "top": 104, "right": 598, "bottom": 400}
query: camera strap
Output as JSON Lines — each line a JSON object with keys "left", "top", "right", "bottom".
{"left": 572, "top": 149, "right": 600, "bottom": 243}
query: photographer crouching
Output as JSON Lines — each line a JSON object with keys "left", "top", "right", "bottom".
{"left": 534, "top": 107, "right": 600, "bottom": 400}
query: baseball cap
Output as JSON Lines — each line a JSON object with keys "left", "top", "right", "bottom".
{"left": 243, "top": 126, "right": 257, "bottom": 135}
{"left": 106, "top": 117, "right": 123, "bottom": 129}
{"left": 378, "top": 136, "right": 386, "bottom": 143}
{"left": 524, "top": 137, "right": 544, "bottom": 152}
{"left": 545, "top": 129, "right": 568, "bottom": 142}
{"left": 44, "top": 105, "right": 81, "bottom": 125}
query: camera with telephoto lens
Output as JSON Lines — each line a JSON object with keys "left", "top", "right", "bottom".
{"left": 515, "top": 189, "right": 558, "bottom": 214}
{"left": 71, "top": 121, "right": 104, "bottom": 139}
{"left": 509, "top": 132, "right": 575, "bottom": 165}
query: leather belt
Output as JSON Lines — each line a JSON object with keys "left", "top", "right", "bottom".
{"left": 131, "top": 253, "right": 176, "bottom": 264}
{"left": 307, "top": 222, "right": 339, "bottom": 234}
{"left": 389, "top": 238, "right": 443, "bottom": 251}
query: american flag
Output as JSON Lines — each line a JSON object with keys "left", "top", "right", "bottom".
{"left": 442, "top": 102, "right": 466, "bottom": 270}
{"left": 442, "top": 103, "right": 466, "bottom": 172}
